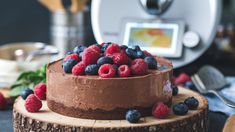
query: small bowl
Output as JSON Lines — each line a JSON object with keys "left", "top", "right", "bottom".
{"left": 0, "top": 42, "right": 59, "bottom": 88}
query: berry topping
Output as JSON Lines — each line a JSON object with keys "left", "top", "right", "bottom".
{"left": 97, "top": 56, "right": 113, "bottom": 66}
{"left": 98, "top": 64, "right": 116, "bottom": 78}
{"left": 101, "top": 42, "right": 111, "bottom": 53}
{"left": 73, "top": 45, "right": 87, "bottom": 54}
{"left": 173, "top": 102, "right": 188, "bottom": 115}
{"left": 125, "top": 109, "right": 141, "bottom": 123}
{"left": 136, "top": 50, "right": 146, "bottom": 59}
{"left": 132, "top": 45, "right": 141, "bottom": 51}
{"left": 112, "top": 52, "right": 129, "bottom": 65}
{"left": 0, "top": 92, "right": 6, "bottom": 110}
{"left": 62, "top": 59, "right": 78, "bottom": 73}
{"left": 143, "top": 50, "right": 153, "bottom": 57}
{"left": 82, "top": 48, "right": 100, "bottom": 65}
{"left": 85, "top": 64, "right": 99, "bottom": 75}
{"left": 184, "top": 97, "right": 199, "bottom": 109}
{"left": 105, "top": 43, "right": 121, "bottom": 56}
{"left": 125, "top": 48, "right": 138, "bottom": 59}
{"left": 131, "top": 59, "right": 148, "bottom": 76}
{"left": 171, "top": 85, "right": 178, "bottom": 96}
{"left": 25, "top": 94, "right": 42, "bottom": 112}
{"left": 88, "top": 45, "right": 101, "bottom": 53}
{"left": 72, "top": 62, "right": 86, "bottom": 76}
{"left": 64, "top": 53, "right": 80, "bottom": 62}
{"left": 34, "top": 83, "right": 47, "bottom": 100}
{"left": 79, "top": 52, "right": 83, "bottom": 59}
{"left": 152, "top": 102, "right": 170, "bottom": 119}
{"left": 112, "top": 64, "right": 119, "bottom": 75}
{"left": 120, "top": 45, "right": 128, "bottom": 50}
{"left": 174, "top": 73, "right": 191, "bottom": 85}
{"left": 118, "top": 65, "right": 131, "bottom": 77}
{"left": 144, "top": 56, "right": 158, "bottom": 69}
{"left": 66, "top": 51, "right": 73, "bottom": 55}
{"left": 21, "top": 88, "right": 34, "bottom": 100}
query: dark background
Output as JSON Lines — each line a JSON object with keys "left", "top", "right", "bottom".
{"left": 0, "top": 0, "right": 50, "bottom": 45}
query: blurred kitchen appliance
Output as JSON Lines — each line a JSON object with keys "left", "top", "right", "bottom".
{"left": 91, "top": 0, "right": 222, "bottom": 68}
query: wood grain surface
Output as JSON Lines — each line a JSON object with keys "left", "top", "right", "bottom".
{"left": 13, "top": 87, "right": 209, "bottom": 132}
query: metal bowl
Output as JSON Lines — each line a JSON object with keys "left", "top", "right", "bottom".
{"left": 0, "top": 42, "right": 59, "bottom": 88}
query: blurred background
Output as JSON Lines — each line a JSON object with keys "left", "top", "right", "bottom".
{"left": 0, "top": 0, "right": 235, "bottom": 74}
{"left": 0, "top": 0, "right": 235, "bottom": 131}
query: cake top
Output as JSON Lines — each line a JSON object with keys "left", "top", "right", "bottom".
{"left": 61, "top": 42, "right": 172, "bottom": 78}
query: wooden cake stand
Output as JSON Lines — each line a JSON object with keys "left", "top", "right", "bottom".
{"left": 13, "top": 87, "right": 208, "bottom": 132}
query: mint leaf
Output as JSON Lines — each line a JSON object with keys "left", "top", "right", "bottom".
{"left": 8, "top": 86, "right": 28, "bottom": 97}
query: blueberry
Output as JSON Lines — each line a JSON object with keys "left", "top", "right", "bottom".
{"left": 95, "top": 44, "right": 102, "bottom": 49}
{"left": 85, "top": 64, "right": 99, "bottom": 75}
{"left": 73, "top": 45, "right": 87, "bottom": 54}
{"left": 120, "top": 45, "right": 128, "bottom": 50}
{"left": 112, "top": 64, "right": 119, "bottom": 75}
{"left": 144, "top": 56, "right": 158, "bottom": 69}
{"left": 79, "top": 52, "right": 83, "bottom": 59}
{"left": 101, "top": 43, "right": 111, "bottom": 53}
{"left": 97, "top": 57, "right": 113, "bottom": 66}
{"left": 184, "top": 97, "right": 199, "bottom": 109}
{"left": 173, "top": 102, "right": 188, "bottom": 115}
{"left": 21, "top": 88, "right": 34, "bottom": 100}
{"left": 136, "top": 51, "right": 146, "bottom": 59}
{"left": 125, "top": 109, "right": 141, "bottom": 123}
{"left": 172, "top": 85, "right": 178, "bottom": 96}
{"left": 184, "top": 81, "right": 195, "bottom": 89}
{"left": 125, "top": 48, "right": 138, "bottom": 59}
{"left": 62, "top": 59, "right": 78, "bottom": 73}
{"left": 66, "top": 51, "right": 74, "bottom": 55}
{"left": 132, "top": 45, "right": 141, "bottom": 51}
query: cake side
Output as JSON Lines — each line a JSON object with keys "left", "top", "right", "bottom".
{"left": 47, "top": 57, "right": 173, "bottom": 119}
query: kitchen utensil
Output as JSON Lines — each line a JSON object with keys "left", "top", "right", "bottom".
{"left": 191, "top": 65, "right": 235, "bottom": 108}
{"left": 14, "top": 47, "right": 59, "bottom": 62}
{"left": 38, "top": 0, "right": 65, "bottom": 12}
{"left": 139, "top": 0, "right": 173, "bottom": 15}
{"left": 0, "top": 42, "right": 59, "bottom": 88}
{"left": 91, "top": 0, "right": 222, "bottom": 68}
{"left": 70, "top": 0, "right": 87, "bottom": 13}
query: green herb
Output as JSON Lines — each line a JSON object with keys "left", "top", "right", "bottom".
{"left": 8, "top": 65, "right": 47, "bottom": 97}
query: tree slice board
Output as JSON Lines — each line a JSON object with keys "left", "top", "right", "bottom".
{"left": 13, "top": 87, "right": 208, "bottom": 132}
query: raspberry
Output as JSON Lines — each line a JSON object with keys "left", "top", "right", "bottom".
{"left": 143, "top": 50, "right": 153, "bottom": 57}
{"left": 174, "top": 73, "right": 191, "bottom": 85}
{"left": 34, "top": 83, "right": 47, "bottom": 100}
{"left": 98, "top": 64, "right": 116, "bottom": 78}
{"left": 105, "top": 43, "right": 121, "bottom": 56}
{"left": 112, "top": 52, "right": 129, "bottom": 65}
{"left": 82, "top": 48, "right": 100, "bottom": 65}
{"left": 152, "top": 102, "right": 170, "bottom": 119}
{"left": 131, "top": 59, "right": 148, "bottom": 76}
{"left": 72, "top": 62, "right": 86, "bottom": 75}
{"left": 63, "top": 53, "right": 80, "bottom": 62}
{"left": 118, "top": 65, "right": 131, "bottom": 77}
{"left": 25, "top": 94, "right": 42, "bottom": 112}
{"left": 0, "top": 92, "right": 7, "bottom": 110}
{"left": 88, "top": 45, "right": 101, "bottom": 53}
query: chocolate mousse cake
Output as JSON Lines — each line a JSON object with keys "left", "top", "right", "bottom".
{"left": 46, "top": 43, "right": 173, "bottom": 120}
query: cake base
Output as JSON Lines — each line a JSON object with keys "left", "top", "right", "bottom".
{"left": 13, "top": 87, "right": 208, "bottom": 132}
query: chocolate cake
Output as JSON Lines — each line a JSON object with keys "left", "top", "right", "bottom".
{"left": 47, "top": 56, "right": 173, "bottom": 119}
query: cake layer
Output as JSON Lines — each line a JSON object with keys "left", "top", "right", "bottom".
{"left": 47, "top": 57, "right": 173, "bottom": 119}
